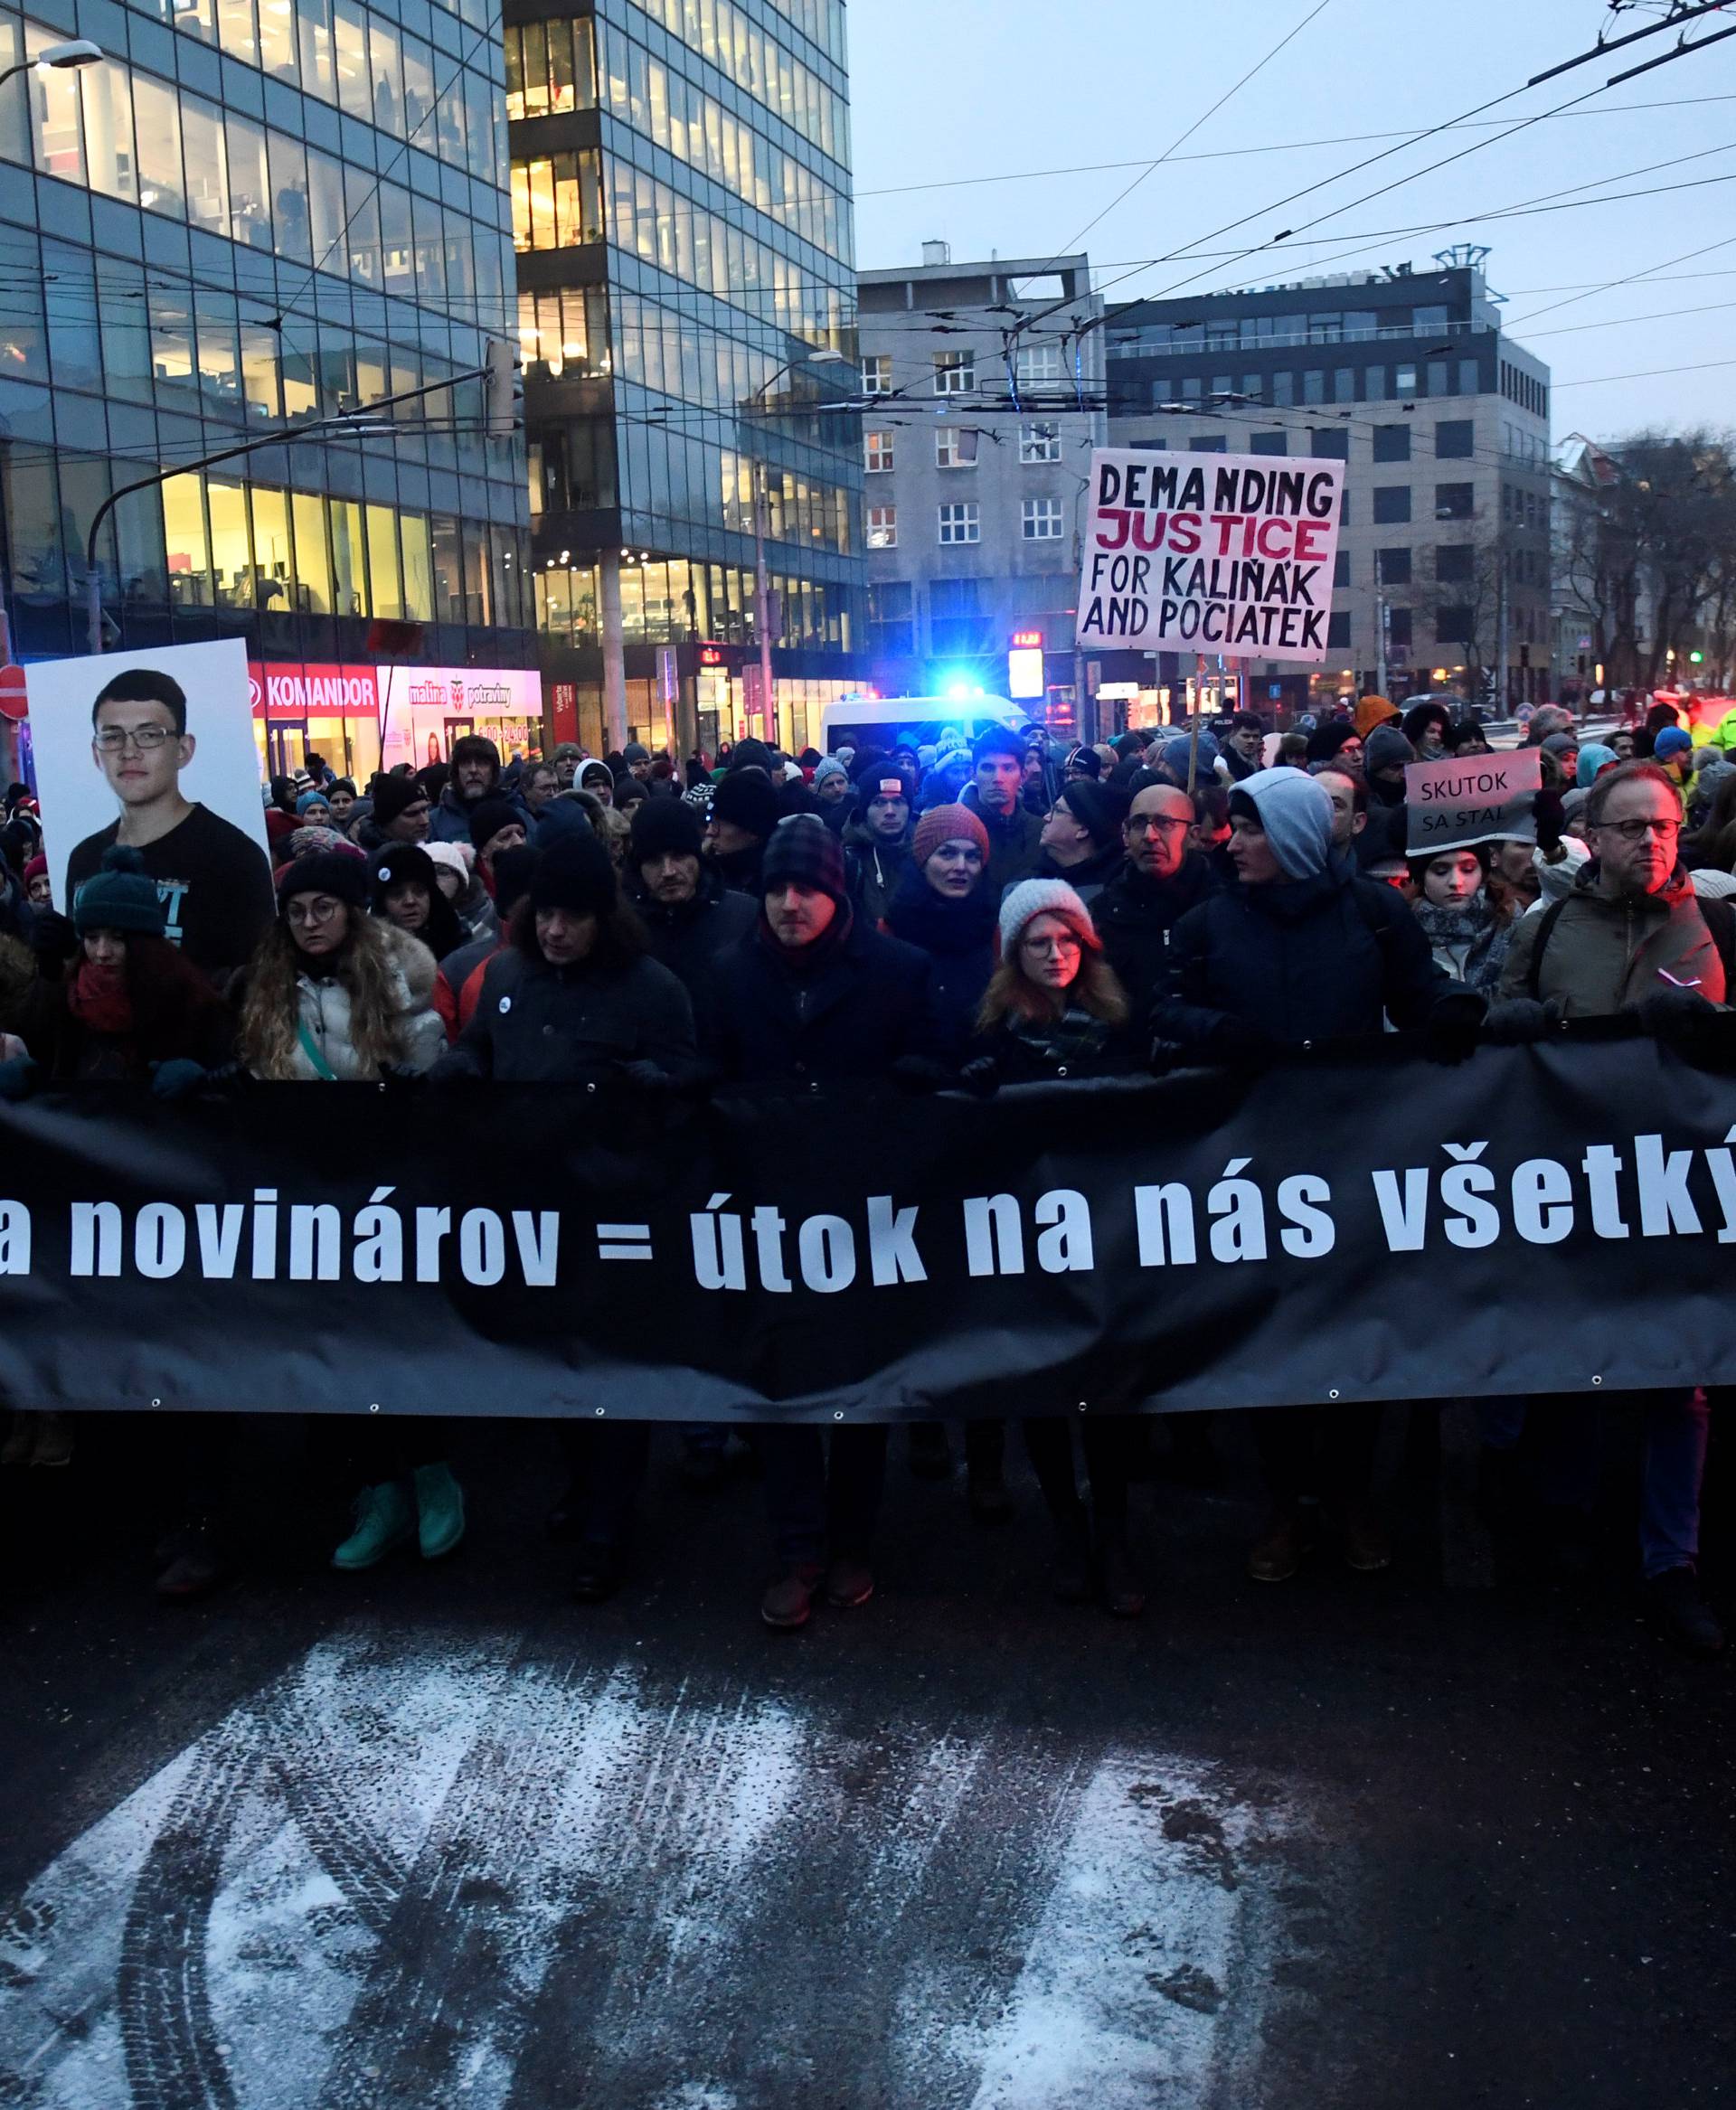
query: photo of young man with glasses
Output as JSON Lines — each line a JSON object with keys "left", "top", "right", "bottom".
{"left": 64, "top": 666, "right": 276, "bottom": 979}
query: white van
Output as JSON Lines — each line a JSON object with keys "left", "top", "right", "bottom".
{"left": 817, "top": 694, "right": 1030, "bottom": 758}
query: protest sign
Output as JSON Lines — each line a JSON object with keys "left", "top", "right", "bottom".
{"left": 1404, "top": 748, "right": 1543, "bottom": 856}
{"left": 1075, "top": 448, "right": 1344, "bottom": 662}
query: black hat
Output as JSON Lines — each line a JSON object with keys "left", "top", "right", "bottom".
{"left": 370, "top": 843, "right": 438, "bottom": 902}
{"left": 711, "top": 768, "right": 781, "bottom": 842}
{"left": 1066, "top": 743, "right": 1102, "bottom": 779}
{"left": 277, "top": 851, "right": 370, "bottom": 913}
{"left": 491, "top": 844, "right": 541, "bottom": 921}
{"left": 469, "top": 798, "right": 524, "bottom": 852}
{"left": 528, "top": 835, "right": 618, "bottom": 917}
{"left": 622, "top": 740, "right": 651, "bottom": 766}
{"left": 372, "top": 774, "right": 429, "bottom": 827}
{"left": 630, "top": 796, "right": 703, "bottom": 864}
{"left": 728, "top": 737, "right": 773, "bottom": 775}
{"left": 1057, "top": 778, "right": 1129, "bottom": 851}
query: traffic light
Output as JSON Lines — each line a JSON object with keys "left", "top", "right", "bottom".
{"left": 485, "top": 338, "right": 517, "bottom": 438}
{"left": 1690, "top": 650, "right": 1705, "bottom": 665}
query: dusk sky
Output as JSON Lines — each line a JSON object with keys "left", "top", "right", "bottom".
{"left": 847, "top": 0, "right": 1736, "bottom": 447}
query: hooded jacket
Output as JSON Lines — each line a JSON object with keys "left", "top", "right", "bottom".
{"left": 960, "top": 783, "right": 1043, "bottom": 898}
{"left": 283, "top": 920, "right": 446, "bottom": 1080}
{"left": 1500, "top": 862, "right": 1727, "bottom": 1015}
{"left": 842, "top": 815, "right": 915, "bottom": 928}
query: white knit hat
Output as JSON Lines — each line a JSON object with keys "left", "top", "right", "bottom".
{"left": 423, "top": 840, "right": 474, "bottom": 881}
{"left": 997, "top": 878, "right": 1101, "bottom": 959}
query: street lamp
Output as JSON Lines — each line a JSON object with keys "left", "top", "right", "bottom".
{"left": 0, "top": 40, "right": 104, "bottom": 89}
{"left": 748, "top": 346, "right": 845, "bottom": 741}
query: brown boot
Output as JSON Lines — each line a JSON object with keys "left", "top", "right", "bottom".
{"left": 1248, "top": 1506, "right": 1303, "bottom": 1584}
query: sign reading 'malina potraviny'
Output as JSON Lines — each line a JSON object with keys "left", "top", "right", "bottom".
{"left": 1075, "top": 447, "right": 1345, "bottom": 662}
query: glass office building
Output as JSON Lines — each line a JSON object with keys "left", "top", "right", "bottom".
{"left": 0, "top": 0, "right": 534, "bottom": 783}
{"left": 510, "top": 0, "right": 866, "bottom": 758}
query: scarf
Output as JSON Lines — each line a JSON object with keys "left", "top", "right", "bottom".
{"left": 756, "top": 897, "right": 855, "bottom": 975}
{"left": 67, "top": 959, "right": 134, "bottom": 1036}
{"left": 885, "top": 871, "right": 997, "bottom": 956}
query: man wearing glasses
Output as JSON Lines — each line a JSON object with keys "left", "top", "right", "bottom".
{"left": 1090, "top": 775, "right": 1217, "bottom": 1023}
{"left": 65, "top": 668, "right": 275, "bottom": 979}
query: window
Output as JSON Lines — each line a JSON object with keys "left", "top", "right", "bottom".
{"left": 1436, "top": 419, "right": 1475, "bottom": 460}
{"left": 1436, "top": 483, "right": 1475, "bottom": 521}
{"left": 1303, "top": 371, "right": 1325, "bottom": 404}
{"left": 936, "top": 426, "right": 979, "bottom": 470}
{"left": 1373, "top": 425, "right": 1411, "bottom": 464}
{"left": 866, "top": 504, "right": 897, "bottom": 550}
{"left": 1437, "top": 607, "right": 1475, "bottom": 645}
{"left": 1271, "top": 372, "right": 1295, "bottom": 407}
{"left": 1388, "top": 608, "right": 1413, "bottom": 648}
{"left": 1205, "top": 319, "right": 1239, "bottom": 353}
{"left": 1377, "top": 547, "right": 1412, "bottom": 587}
{"left": 864, "top": 429, "right": 894, "bottom": 473}
{"left": 1020, "top": 421, "right": 1061, "bottom": 464}
{"left": 938, "top": 502, "right": 980, "bottom": 545}
{"left": 933, "top": 350, "right": 975, "bottom": 395}
{"left": 1327, "top": 611, "right": 1352, "bottom": 649}
{"left": 1016, "top": 342, "right": 1063, "bottom": 385}
{"left": 862, "top": 353, "right": 892, "bottom": 395}
{"left": 1436, "top": 543, "right": 1474, "bottom": 583}
{"left": 868, "top": 579, "right": 915, "bottom": 657}
{"left": 1333, "top": 551, "right": 1350, "bottom": 588}
{"left": 1373, "top": 485, "right": 1412, "bottom": 524}
{"left": 1309, "top": 429, "right": 1349, "bottom": 460}
{"left": 1395, "top": 363, "right": 1418, "bottom": 396}
{"left": 1458, "top": 359, "right": 1480, "bottom": 396}
{"left": 1335, "top": 369, "right": 1355, "bottom": 403}
{"left": 1365, "top": 365, "right": 1387, "bottom": 400}
{"left": 1023, "top": 497, "right": 1064, "bottom": 541}
{"left": 1308, "top": 314, "right": 1344, "bottom": 344}
{"left": 930, "top": 576, "right": 991, "bottom": 655}
{"left": 1412, "top": 305, "right": 1449, "bottom": 336}
{"left": 1190, "top": 435, "right": 1228, "bottom": 453}
{"left": 1250, "top": 431, "right": 1288, "bottom": 456}
{"left": 1428, "top": 362, "right": 1449, "bottom": 400}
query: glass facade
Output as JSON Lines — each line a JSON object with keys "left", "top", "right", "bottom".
{"left": 0, "top": 0, "right": 532, "bottom": 702}
{"left": 510, "top": 0, "right": 863, "bottom": 756}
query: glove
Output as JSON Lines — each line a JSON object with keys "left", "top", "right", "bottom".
{"left": 0, "top": 1054, "right": 38, "bottom": 1103}
{"left": 1483, "top": 997, "right": 1556, "bottom": 1046}
{"left": 150, "top": 1058, "right": 208, "bottom": 1100}
{"left": 1421, "top": 991, "right": 1486, "bottom": 1067}
{"left": 1636, "top": 984, "right": 1717, "bottom": 1042}
{"left": 958, "top": 1055, "right": 1001, "bottom": 1099}
{"left": 892, "top": 1054, "right": 953, "bottom": 1096}
{"left": 616, "top": 1058, "right": 674, "bottom": 1094}
{"left": 1206, "top": 1014, "right": 1277, "bottom": 1066}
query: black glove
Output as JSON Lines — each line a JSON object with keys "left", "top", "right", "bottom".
{"left": 1636, "top": 984, "right": 1717, "bottom": 1041}
{"left": 892, "top": 1054, "right": 953, "bottom": 1096}
{"left": 1483, "top": 997, "right": 1556, "bottom": 1046}
{"left": 1422, "top": 990, "right": 1486, "bottom": 1066}
{"left": 149, "top": 1058, "right": 208, "bottom": 1101}
{"left": 958, "top": 1055, "right": 1002, "bottom": 1099}
{"left": 1207, "top": 1014, "right": 1277, "bottom": 1066}
{"left": 616, "top": 1058, "right": 674, "bottom": 1094}
{"left": 0, "top": 1053, "right": 39, "bottom": 1104}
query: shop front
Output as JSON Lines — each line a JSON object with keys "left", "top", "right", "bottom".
{"left": 250, "top": 664, "right": 545, "bottom": 784}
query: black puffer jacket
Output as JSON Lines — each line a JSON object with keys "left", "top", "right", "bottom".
{"left": 1156, "top": 863, "right": 1448, "bottom": 1050}
{"left": 707, "top": 913, "right": 934, "bottom": 1084}
{"left": 436, "top": 946, "right": 697, "bottom": 1083}
{"left": 884, "top": 870, "right": 996, "bottom": 1059}
{"left": 1090, "top": 855, "right": 1217, "bottom": 1022}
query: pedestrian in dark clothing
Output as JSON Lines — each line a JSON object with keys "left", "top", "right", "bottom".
{"left": 354, "top": 774, "right": 432, "bottom": 854}
{"left": 626, "top": 794, "right": 757, "bottom": 1031}
{"left": 370, "top": 843, "right": 467, "bottom": 963}
{"left": 704, "top": 768, "right": 780, "bottom": 893}
{"left": 434, "top": 844, "right": 540, "bottom": 1041}
{"left": 1401, "top": 701, "right": 1451, "bottom": 758}
{"left": 1028, "top": 779, "right": 1130, "bottom": 905}
{"left": 1090, "top": 777, "right": 1216, "bottom": 1025}
{"left": 960, "top": 726, "right": 1044, "bottom": 895}
{"left": 1219, "top": 711, "right": 1266, "bottom": 782}
{"left": 429, "top": 736, "right": 524, "bottom": 844}
{"left": 969, "top": 878, "right": 1147, "bottom": 1615}
{"left": 843, "top": 768, "right": 915, "bottom": 926}
{"left": 886, "top": 804, "right": 996, "bottom": 1058}
{"left": 707, "top": 815, "right": 933, "bottom": 1631}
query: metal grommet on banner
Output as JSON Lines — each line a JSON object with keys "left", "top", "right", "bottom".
{"left": 1076, "top": 1399, "right": 1088, "bottom": 1414}
{"left": 833, "top": 1410, "right": 844, "bottom": 1422}
{"left": 368, "top": 1402, "right": 380, "bottom": 1414}
{"left": 1328, "top": 1389, "right": 1340, "bottom": 1401}
{"left": 1591, "top": 1376, "right": 1603, "bottom": 1388}
{"left": 150, "top": 1398, "right": 162, "bottom": 1408}
{"left": 594, "top": 1406, "right": 606, "bottom": 1417}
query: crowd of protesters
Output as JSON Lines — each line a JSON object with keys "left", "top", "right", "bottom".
{"left": 0, "top": 682, "right": 1731, "bottom": 1654}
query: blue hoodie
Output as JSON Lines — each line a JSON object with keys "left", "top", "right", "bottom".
{"left": 1231, "top": 768, "right": 1335, "bottom": 881}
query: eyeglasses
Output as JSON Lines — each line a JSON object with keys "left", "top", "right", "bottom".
{"left": 1021, "top": 933, "right": 1082, "bottom": 956}
{"left": 1597, "top": 816, "right": 1679, "bottom": 842}
{"left": 286, "top": 896, "right": 344, "bottom": 928}
{"left": 93, "top": 724, "right": 175, "bottom": 753}
{"left": 1126, "top": 815, "right": 1191, "bottom": 836}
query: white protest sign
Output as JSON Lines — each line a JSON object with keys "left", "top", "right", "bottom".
{"left": 1404, "top": 748, "right": 1543, "bottom": 856}
{"left": 1075, "top": 447, "right": 1345, "bottom": 662}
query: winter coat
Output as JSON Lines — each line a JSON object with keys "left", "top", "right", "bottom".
{"left": 960, "top": 785, "right": 1043, "bottom": 897}
{"left": 628, "top": 865, "right": 759, "bottom": 1038}
{"left": 1500, "top": 863, "right": 1728, "bottom": 1016}
{"left": 432, "top": 931, "right": 506, "bottom": 1041}
{"left": 428, "top": 783, "right": 529, "bottom": 845}
{"left": 1019, "top": 839, "right": 1127, "bottom": 909}
{"left": 1090, "top": 855, "right": 1218, "bottom": 1024}
{"left": 1412, "top": 896, "right": 1513, "bottom": 994}
{"left": 1157, "top": 863, "right": 1448, "bottom": 1050}
{"left": 707, "top": 914, "right": 934, "bottom": 1085}
{"left": 436, "top": 945, "right": 697, "bottom": 1084}
{"left": 843, "top": 818, "right": 914, "bottom": 928}
{"left": 283, "top": 921, "right": 445, "bottom": 1080}
{"left": 883, "top": 871, "right": 996, "bottom": 1059}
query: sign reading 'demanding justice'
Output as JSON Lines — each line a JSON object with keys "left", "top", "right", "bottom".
{"left": 1074, "top": 447, "right": 1346, "bottom": 662}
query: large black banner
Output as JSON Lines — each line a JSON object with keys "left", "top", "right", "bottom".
{"left": 0, "top": 1037, "right": 1732, "bottom": 1421}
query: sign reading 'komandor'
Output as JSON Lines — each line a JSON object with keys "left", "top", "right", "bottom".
{"left": 1074, "top": 447, "right": 1346, "bottom": 662}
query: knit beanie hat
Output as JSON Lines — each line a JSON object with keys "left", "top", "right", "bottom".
{"left": 491, "top": 844, "right": 540, "bottom": 921}
{"left": 1363, "top": 725, "right": 1417, "bottom": 777}
{"left": 1056, "top": 778, "right": 1130, "bottom": 852}
{"left": 288, "top": 824, "right": 349, "bottom": 862}
{"left": 997, "top": 878, "right": 1101, "bottom": 960}
{"left": 276, "top": 851, "right": 371, "bottom": 914}
{"left": 913, "top": 802, "right": 992, "bottom": 867}
{"left": 622, "top": 741, "right": 651, "bottom": 766}
{"left": 630, "top": 795, "right": 703, "bottom": 865}
{"left": 1065, "top": 743, "right": 1102, "bottom": 779}
{"left": 861, "top": 768, "right": 911, "bottom": 811}
{"left": 729, "top": 737, "right": 773, "bottom": 776}
{"left": 1654, "top": 726, "right": 1693, "bottom": 763}
{"left": 22, "top": 852, "right": 46, "bottom": 888}
{"left": 813, "top": 756, "right": 850, "bottom": 790}
{"left": 711, "top": 768, "right": 781, "bottom": 842}
{"left": 760, "top": 813, "right": 848, "bottom": 903}
{"left": 423, "top": 841, "right": 473, "bottom": 886}
{"left": 72, "top": 846, "right": 165, "bottom": 937}
{"left": 296, "top": 788, "right": 332, "bottom": 815}
{"left": 468, "top": 798, "right": 524, "bottom": 852}
{"left": 529, "top": 834, "right": 617, "bottom": 917}
{"left": 372, "top": 774, "right": 428, "bottom": 827}
{"left": 579, "top": 759, "right": 615, "bottom": 796}
{"left": 371, "top": 843, "right": 438, "bottom": 900}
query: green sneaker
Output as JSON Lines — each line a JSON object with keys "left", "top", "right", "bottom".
{"left": 332, "top": 1481, "right": 416, "bottom": 1571}
{"left": 413, "top": 1462, "right": 466, "bottom": 1560}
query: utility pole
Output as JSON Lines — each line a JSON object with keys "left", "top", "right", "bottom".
{"left": 753, "top": 457, "right": 773, "bottom": 745}
{"left": 599, "top": 550, "right": 627, "bottom": 751}
{"left": 1375, "top": 551, "right": 1390, "bottom": 697}
{"left": 1497, "top": 570, "right": 1511, "bottom": 716}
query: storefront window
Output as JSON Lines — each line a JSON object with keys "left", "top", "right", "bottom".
{"left": 161, "top": 476, "right": 212, "bottom": 607}
{"left": 366, "top": 504, "right": 402, "bottom": 617}
{"left": 133, "top": 74, "right": 184, "bottom": 218}
{"left": 207, "top": 480, "right": 253, "bottom": 607}
{"left": 292, "top": 491, "right": 332, "bottom": 614}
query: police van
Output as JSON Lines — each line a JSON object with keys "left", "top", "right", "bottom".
{"left": 817, "top": 694, "right": 1029, "bottom": 758}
